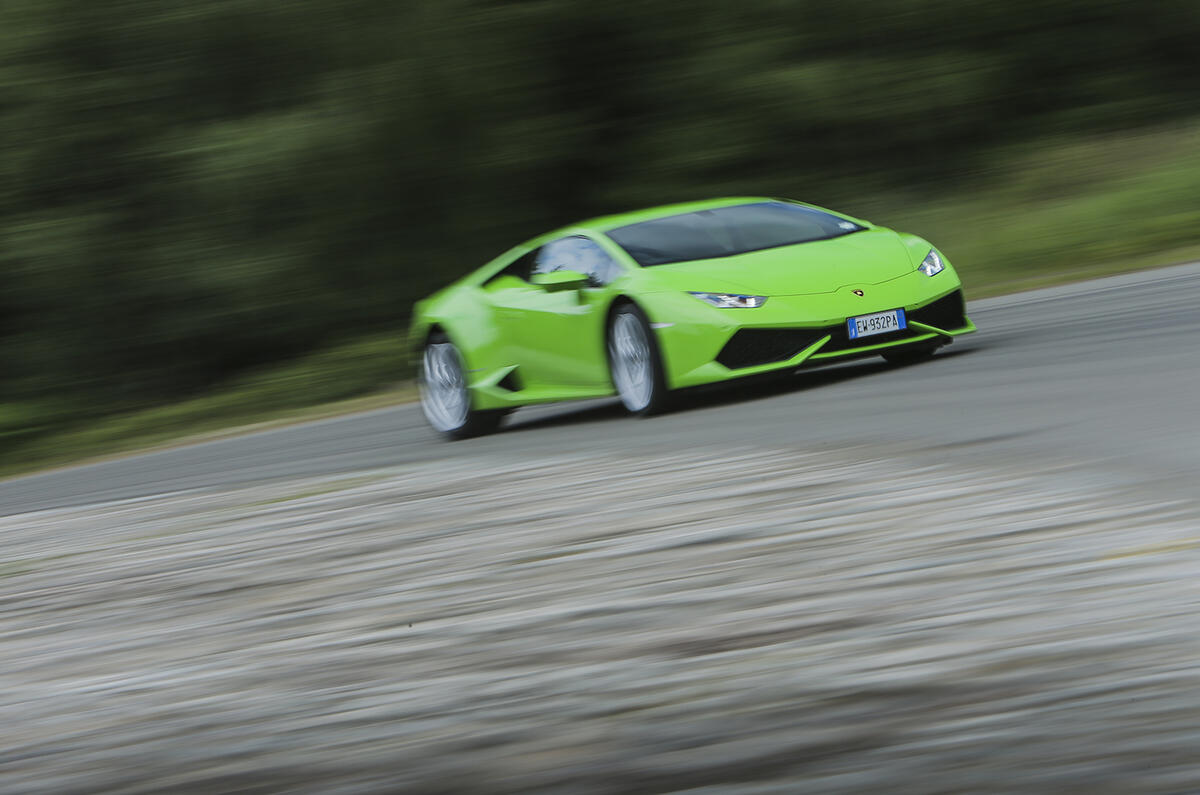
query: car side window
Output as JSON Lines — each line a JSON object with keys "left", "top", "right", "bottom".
{"left": 532, "top": 236, "right": 624, "bottom": 287}
{"left": 489, "top": 249, "right": 539, "bottom": 283}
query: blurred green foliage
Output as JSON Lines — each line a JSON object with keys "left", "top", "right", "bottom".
{"left": 0, "top": 334, "right": 410, "bottom": 476}
{"left": 2, "top": 0, "right": 1199, "bottom": 450}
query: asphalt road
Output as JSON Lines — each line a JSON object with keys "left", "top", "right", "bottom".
{"left": 3, "top": 262, "right": 1200, "bottom": 517}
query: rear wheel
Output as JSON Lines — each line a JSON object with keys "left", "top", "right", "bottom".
{"left": 881, "top": 341, "right": 940, "bottom": 365}
{"left": 419, "top": 333, "right": 504, "bottom": 438}
{"left": 607, "top": 304, "right": 669, "bottom": 415}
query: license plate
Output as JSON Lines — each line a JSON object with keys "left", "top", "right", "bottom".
{"left": 847, "top": 309, "right": 906, "bottom": 340}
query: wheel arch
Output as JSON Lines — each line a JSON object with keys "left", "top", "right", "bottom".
{"left": 605, "top": 293, "right": 672, "bottom": 376}
{"left": 422, "top": 322, "right": 447, "bottom": 345}
{"left": 604, "top": 294, "right": 637, "bottom": 332}
{"left": 415, "top": 316, "right": 479, "bottom": 369}
{"left": 603, "top": 294, "right": 673, "bottom": 406}
{"left": 408, "top": 320, "right": 446, "bottom": 369}
{"left": 413, "top": 315, "right": 490, "bottom": 398}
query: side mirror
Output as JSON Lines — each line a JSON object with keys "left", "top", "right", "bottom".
{"left": 532, "top": 269, "right": 589, "bottom": 291}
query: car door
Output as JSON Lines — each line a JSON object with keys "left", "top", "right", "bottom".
{"left": 482, "top": 235, "right": 624, "bottom": 390}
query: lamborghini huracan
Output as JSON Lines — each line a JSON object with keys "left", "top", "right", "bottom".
{"left": 411, "top": 197, "right": 975, "bottom": 437}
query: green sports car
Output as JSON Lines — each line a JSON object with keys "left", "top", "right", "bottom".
{"left": 411, "top": 197, "right": 975, "bottom": 437}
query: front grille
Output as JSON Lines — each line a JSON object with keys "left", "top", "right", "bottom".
{"left": 716, "top": 328, "right": 825, "bottom": 370}
{"left": 714, "top": 290, "right": 966, "bottom": 370}
{"left": 819, "top": 289, "right": 965, "bottom": 354}
{"left": 908, "top": 289, "right": 966, "bottom": 331}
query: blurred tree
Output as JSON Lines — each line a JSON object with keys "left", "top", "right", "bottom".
{"left": 1, "top": 0, "right": 1198, "bottom": 436}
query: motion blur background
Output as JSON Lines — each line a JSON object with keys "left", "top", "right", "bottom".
{"left": 7, "top": 4, "right": 1200, "bottom": 792}
{"left": 2, "top": 0, "right": 1199, "bottom": 468}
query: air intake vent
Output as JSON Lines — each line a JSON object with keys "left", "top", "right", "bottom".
{"left": 497, "top": 369, "right": 522, "bottom": 392}
{"left": 908, "top": 290, "right": 966, "bottom": 331}
{"left": 716, "top": 329, "right": 825, "bottom": 370}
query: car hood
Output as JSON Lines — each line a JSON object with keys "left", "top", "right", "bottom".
{"left": 641, "top": 228, "right": 915, "bottom": 296}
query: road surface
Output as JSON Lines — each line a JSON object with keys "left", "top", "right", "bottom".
{"left": 3, "top": 264, "right": 1200, "bottom": 793}
{"left": 4, "top": 262, "right": 1200, "bottom": 516}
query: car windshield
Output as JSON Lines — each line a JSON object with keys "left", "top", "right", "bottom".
{"left": 606, "top": 201, "right": 865, "bottom": 266}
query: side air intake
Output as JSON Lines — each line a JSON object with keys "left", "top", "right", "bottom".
{"left": 908, "top": 290, "right": 966, "bottom": 331}
{"left": 497, "top": 369, "right": 522, "bottom": 392}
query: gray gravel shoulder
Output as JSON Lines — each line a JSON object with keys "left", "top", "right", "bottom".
{"left": 3, "top": 446, "right": 1199, "bottom": 793}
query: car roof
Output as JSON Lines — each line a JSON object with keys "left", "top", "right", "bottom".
{"left": 521, "top": 198, "right": 771, "bottom": 248}
{"left": 519, "top": 196, "right": 866, "bottom": 251}
{"left": 575, "top": 196, "right": 775, "bottom": 233}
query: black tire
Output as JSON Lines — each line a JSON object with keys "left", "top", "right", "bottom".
{"left": 607, "top": 303, "right": 670, "bottom": 416}
{"left": 419, "top": 332, "right": 505, "bottom": 439}
{"left": 881, "top": 341, "right": 941, "bottom": 365}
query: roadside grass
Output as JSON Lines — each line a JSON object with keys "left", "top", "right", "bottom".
{"left": 854, "top": 119, "right": 1200, "bottom": 296}
{"left": 0, "top": 335, "right": 415, "bottom": 479}
{"left": 3, "top": 121, "right": 1199, "bottom": 479}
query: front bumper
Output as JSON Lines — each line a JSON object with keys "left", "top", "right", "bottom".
{"left": 655, "top": 281, "right": 975, "bottom": 389}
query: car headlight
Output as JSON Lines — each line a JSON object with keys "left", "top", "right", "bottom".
{"left": 689, "top": 292, "right": 768, "bottom": 308}
{"left": 918, "top": 249, "right": 945, "bottom": 277}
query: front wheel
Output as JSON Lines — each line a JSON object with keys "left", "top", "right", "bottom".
{"left": 607, "top": 304, "right": 669, "bottom": 415}
{"left": 419, "top": 333, "right": 504, "bottom": 438}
